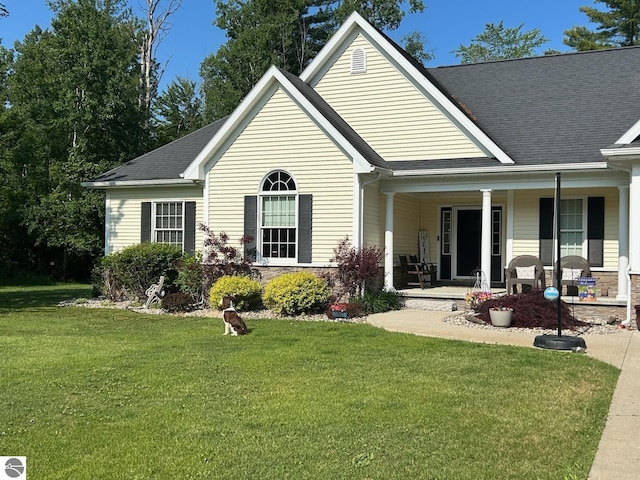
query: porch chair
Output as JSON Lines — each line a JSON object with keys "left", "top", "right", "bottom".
{"left": 505, "top": 255, "right": 546, "bottom": 293}
{"left": 399, "top": 254, "right": 429, "bottom": 289}
{"left": 553, "top": 255, "right": 591, "bottom": 296}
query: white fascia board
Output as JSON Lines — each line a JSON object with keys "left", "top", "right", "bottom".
{"left": 182, "top": 68, "right": 283, "bottom": 180}
{"left": 300, "top": 12, "right": 514, "bottom": 165}
{"left": 382, "top": 169, "right": 627, "bottom": 194}
{"left": 390, "top": 162, "right": 609, "bottom": 177}
{"left": 81, "top": 179, "right": 198, "bottom": 189}
{"left": 184, "top": 65, "right": 376, "bottom": 179}
{"left": 615, "top": 118, "right": 640, "bottom": 144}
{"left": 601, "top": 146, "right": 640, "bottom": 158}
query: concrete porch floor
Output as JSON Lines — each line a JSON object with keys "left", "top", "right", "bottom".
{"left": 396, "top": 285, "right": 626, "bottom": 307}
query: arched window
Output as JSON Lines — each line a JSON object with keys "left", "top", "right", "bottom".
{"left": 260, "top": 171, "right": 298, "bottom": 259}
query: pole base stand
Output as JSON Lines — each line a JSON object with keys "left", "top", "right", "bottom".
{"left": 533, "top": 335, "right": 587, "bottom": 351}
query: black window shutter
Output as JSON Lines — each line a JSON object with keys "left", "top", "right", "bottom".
{"left": 588, "top": 197, "right": 604, "bottom": 267}
{"left": 141, "top": 202, "right": 152, "bottom": 243}
{"left": 184, "top": 201, "right": 196, "bottom": 254}
{"left": 244, "top": 196, "right": 257, "bottom": 261}
{"left": 298, "top": 194, "right": 312, "bottom": 263}
{"left": 539, "top": 198, "right": 554, "bottom": 265}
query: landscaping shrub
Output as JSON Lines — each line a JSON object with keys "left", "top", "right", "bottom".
{"left": 93, "top": 243, "right": 184, "bottom": 301}
{"left": 331, "top": 237, "right": 382, "bottom": 298}
{"left": 176, "top": 253, "right": 205, "bottom": 301}
{"left": 209, "top": 275, "right": 262, "bottom": 311}
{"left": 476, "top": 289, "right": 589, "bottom": 330}
{"left": 263, "top": 271, "right": 330, "bottom": 315}
{"left": 354, "top": 290, "right": 406, "bottom": 314}
{"left": 161, "top": 292, "right": 197, "bottom": 313}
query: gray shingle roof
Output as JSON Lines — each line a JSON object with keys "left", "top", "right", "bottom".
{"left": 427, "top": 47, "right": 640, "bottom": 166}
{"left": 87, "top": 41, "right": 640, "bottom": 185}
{"left": 87, "top": 118, "right": 227, "bottom": 184}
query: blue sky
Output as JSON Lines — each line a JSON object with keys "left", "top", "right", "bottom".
{"left": 1, "top": 0, "right": 594, "bottom": 91}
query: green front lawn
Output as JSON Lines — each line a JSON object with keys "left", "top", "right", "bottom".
{"left": 0, "top": 284, "right": 618, "bottom": 479}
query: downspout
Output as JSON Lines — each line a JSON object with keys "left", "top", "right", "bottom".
{"left": 624, "top": 263, "right": 632, "bottom": 327}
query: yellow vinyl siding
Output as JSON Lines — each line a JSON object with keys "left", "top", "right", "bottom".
{"left": 107, "top": 186, "right": 203, "bottom": 254}
{"left": 394, "top": 194, "right": 421, "bottom": 256}
{"left": 363, "top": 184, "right": 384, "bottom": 248}
{"left": 512, "top": 188, "right": 618, "bottom": 269}
{"left": 208, "top": 87, "right": 354, "bottom": 263}
{"left": 314, "top": 34, "right": 485, "bottom": 161}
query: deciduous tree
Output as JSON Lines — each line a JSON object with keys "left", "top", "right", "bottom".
{"left": 7, "top": 0, "right": 145, "bottom": 278}
{"left": 453, "top": 21, "right": 548, "bottom": 64}
{"left": 201, "top": 0, "right": 426, "bottom": 121}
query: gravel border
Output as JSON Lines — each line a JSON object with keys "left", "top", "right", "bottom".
{"left": 58, "top": 298, "right": 628, "bottom": 334}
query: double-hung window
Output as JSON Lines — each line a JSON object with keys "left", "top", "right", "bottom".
{"left": 154, "top": 201, "right": 184, "bottom": 246}
{"left": 260, "top": 171, "right": 297, "bottom": 259}
{"left": 560, "top": 198, "right": 584, "bottom": 257}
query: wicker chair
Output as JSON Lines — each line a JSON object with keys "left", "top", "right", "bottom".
{"left": 505, "top": 255, "right": 546, "bottom": 293}
{"left": 553, "top": 256, "right": 591, "bottom": 296}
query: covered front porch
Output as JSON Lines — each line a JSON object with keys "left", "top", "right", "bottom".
{"left": 361, "top": 170, "right": 631, "bottom": 307}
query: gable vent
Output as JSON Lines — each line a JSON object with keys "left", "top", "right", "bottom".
{"left": 351, "top": 48, "right": 366, "bottom": 74}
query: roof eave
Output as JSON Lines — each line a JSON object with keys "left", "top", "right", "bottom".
{"left": 601, "top": 146, "right": 640, "bottom": 159}
{"left": 390, "top": 162, "right": 610, "bottom": 177}
{"left": 81, "top": 179, "right": 201, "bottom": 189}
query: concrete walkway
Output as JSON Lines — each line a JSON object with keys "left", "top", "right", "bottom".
{"left": 367, "top": 309, "right": 640, "bottom": 480}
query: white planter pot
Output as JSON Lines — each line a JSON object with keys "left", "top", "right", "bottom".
{"left": 489, "top": 309, "right": 513, "bottom": 327}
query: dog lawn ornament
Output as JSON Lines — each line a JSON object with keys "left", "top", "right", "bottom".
{"left": 222, "top": 296, "right": 247, "bottom": 336}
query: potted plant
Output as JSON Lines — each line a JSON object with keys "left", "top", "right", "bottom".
{"left": 465, "top": 291, "right": 493, "bottom": 311}
{"left": 489, "top": 306, "right": 514, "bottom": 327}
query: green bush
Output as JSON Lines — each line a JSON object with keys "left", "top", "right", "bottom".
{"left": 354, "top": 290, "right": 406, "bottom": 314}
{"left": 263, "top": 271, "right": 330, "bottom": 315}
{"left": 209, "top": 275, "right": 262, "bottom": 311}
{"left": 93, "top": 243, "right": 184, "bottom": 301}
{"left": 176, "top": 253, "right": 205, "bottom": 298}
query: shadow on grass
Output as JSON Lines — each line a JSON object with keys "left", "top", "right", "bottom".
{"left": 0, "top": 284, "right": 94, "bottom": 312}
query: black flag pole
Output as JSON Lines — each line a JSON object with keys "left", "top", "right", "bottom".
{"left": 534, "top": 172, "right": 587, "bottom": 351}
{"left": 555, "top": 172, "right": 562, "bottom": 337}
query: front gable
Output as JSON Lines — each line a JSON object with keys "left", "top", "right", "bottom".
{"left": 312, "top": 32, "right": 486, "bottom": 162}
{"left": 204, "top": 82, "right": 358, "bottom": 265}
{"left": 301, "top": 12, "right": 514, "bottom": 165}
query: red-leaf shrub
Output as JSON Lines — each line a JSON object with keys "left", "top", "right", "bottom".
{"left": 476, "top": 289, "right": 588, "bottom": 330}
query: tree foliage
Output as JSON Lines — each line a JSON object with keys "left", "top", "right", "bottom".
{"left": 564, "top": 0, "right": 640, "bottom": 50}
{"left": 401, "top": 30, "right": 433, "bottom": 65}
{"left": 153, "top": 76, "right": 204, "bottom": 146}
{"left": 2, "top": 0, "right": 146, "bottom": 278}
{"left": 201, "top": 0, "right": 426, "bottom": 121}
{"left": 453, "top": 21, "right": 548, "bottom": 64}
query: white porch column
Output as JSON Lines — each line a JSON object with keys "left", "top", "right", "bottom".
{"left": 481, "top": 189, "right": 492, "bottom": 290}
{"left": 630, "top": 163, "right": 640, "bottom": 272}
{"left": 384, "top": 193, "right": 395, "bottom": 291}
{"left": 618, "top": 185, "right": 630, "bottom": 301}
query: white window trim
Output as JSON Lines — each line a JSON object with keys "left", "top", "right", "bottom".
{"left": 559, "top": 196, "right": 587, "bottom": 258}
{"left": 152, "top": 200, "right": 185, "bottom": 251}
{"left": 258, "top": 171, "right": 299, "bottom": 264}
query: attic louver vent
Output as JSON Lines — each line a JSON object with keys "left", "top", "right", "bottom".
{"left": 351, "top": 48, "right": 366, "bottom": 74}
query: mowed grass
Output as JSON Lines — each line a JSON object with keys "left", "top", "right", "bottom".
{"left": 0, "top": 285, "right": 619, "bottom": 479}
